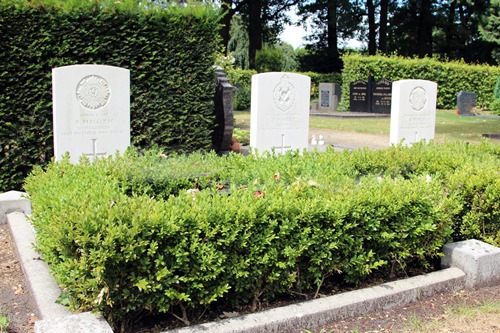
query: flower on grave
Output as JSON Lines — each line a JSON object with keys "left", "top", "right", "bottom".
{"left": 456, "top": 109, "right": 461, "bottom": 115}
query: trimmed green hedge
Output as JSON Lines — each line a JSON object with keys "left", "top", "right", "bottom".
{"left": 341, "top": 54, "right": 500, "bottom": 111}
{"left": 24, "top": 141, "right": 500, "bottom": 329}
{"left": 0, "top": 0, "right": 220, "bottom": 192}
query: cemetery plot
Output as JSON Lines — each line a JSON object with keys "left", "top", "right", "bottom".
{"left": 52, "top": 64, "right": 130, "bottom": 163}
{"left": 250, "top": 72, "right": 311, "bottom": 154}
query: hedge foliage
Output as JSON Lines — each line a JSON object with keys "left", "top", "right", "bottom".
{"left": 0, "top": 0, "right": 221, "bottom": 192}
{"left": 24, "top": 141, "right": 500, "bottom": 329}
{"left": 226, "top": 69, "right": 342, "bottom": 110}
{"left": 341, "top": 54, "right": 500, "bottom": 111}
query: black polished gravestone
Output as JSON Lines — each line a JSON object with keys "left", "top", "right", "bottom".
{"left": 457, "top": 91, "right": 477, "bottom": 116}
{"left": 371, "top": 78, "right": 392, "bottom": 114}
{"left": 350, "top": 80, "right": 369, "bottom": 112}
{"left": 212, "top": 66, "right": 234, "bottom": 154}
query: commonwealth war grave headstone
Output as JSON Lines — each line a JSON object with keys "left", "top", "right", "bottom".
{"left": 390, "top": 79, "right": 437, "bottom": 146}
{"left": 457, "top": 91, "right": 477, "bottom": 116}
{"left": 318, "top": 82, "right": 341, "bottom": 113}
{"left": 250, "top": 72, "right": 311, "bottom": 153}
{"left": 52, "top": 64, "right": 130, "bottom": 163}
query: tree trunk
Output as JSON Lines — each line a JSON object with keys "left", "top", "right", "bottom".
{"left": 408, "top": 0, "right": 418, "bottom": 57}
{"left": 378, "top": 0, "right": 388, "bottom": 53}
{"left": 219, "top": 0, "right": 234, "bottom": 54}
{"left": 417, "top": 0, "right": 433, "bottom": 57}
{"left": 444, "top": 0, "right": 457, "bottom": 58}
{"left": 248, "top": 0, "right": 262, "bottom": 70}
{"left": 327, "top": 0, "right": 341, "bottom": 71}
{"left": 367, "top": 0, "right": 376, "bottom": 55}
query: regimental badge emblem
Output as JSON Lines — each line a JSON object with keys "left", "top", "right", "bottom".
{"left": 409, "top": 86, "right": 427, "bottom": 112}
{"left": 76, "top": 75, "right": 111, "bottom": 110}
{"left": 273, "top": 74, "right": 296, "bottom": 112}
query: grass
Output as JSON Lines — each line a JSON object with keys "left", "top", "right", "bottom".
{"left": 0, "top": 308, "right": 9, "bottom": 333}
{"left": 234, "top": 110, "right": 500, "bottom": 144}
{"left": 401, "top": 299, "right": 500, "bottom": 333}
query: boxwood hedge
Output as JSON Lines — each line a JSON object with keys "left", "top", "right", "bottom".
{"left": 24, "top": 141, "right": 500, "bottom": 329}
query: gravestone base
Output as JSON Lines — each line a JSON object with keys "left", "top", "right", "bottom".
{"left": 0, "top": 191, "right": 31, "bottom": 224}
{"left": 441, "top": 239, "right": 500, "bottom": 289}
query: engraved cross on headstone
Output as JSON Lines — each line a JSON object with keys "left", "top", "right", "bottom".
{"left": 83, "top": 138, "right": 107, "bottom": 160}
{"left": 272, "top": 134, "right": 292, "bottom": 154}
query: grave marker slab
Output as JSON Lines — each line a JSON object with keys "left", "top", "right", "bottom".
{"left": 318, "top": 82, "right": 341, "bottom": 113}
{"left": 250, "top": 72, "right": 311, "bottom": 154}
{"left": 457, "top": 91, "right": 477, "bottom": 116}
{"left": 371, "top": 79, "right": 392, "bottom": 114}
{"left": 349, "top": 80, "right": 369, "bottom": 112}
{"left": 390, "top": 80, "right": 437, "bottom": 146}
{"left": 52, "top": 65, "right": 130, "bottom": 163}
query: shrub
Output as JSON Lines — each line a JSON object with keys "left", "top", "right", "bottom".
{"left": 24, "top": 141, "right": 500, "bottom": 329}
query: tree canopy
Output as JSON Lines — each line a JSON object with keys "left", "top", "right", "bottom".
{"left": 218, "top": 0, "right": 499, "bottom": 72}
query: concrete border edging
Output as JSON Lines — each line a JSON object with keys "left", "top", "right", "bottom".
{"left": 164, "top": 268, "right": 465, "bottom": 333}
{"left": 5, "top": 208, "right": 113, "bottom": 333}
{"left": 7, "top": 212, "right": 70, "bottom": 320}
{"left": 0, "top": 190, "right": 31, "bottom": 224}
{"left": 442, "top": 239, "right": 500, "bottom": 289}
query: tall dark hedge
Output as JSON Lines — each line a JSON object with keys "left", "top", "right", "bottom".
{"left": 0, "top": 0, "right": 221, "bottom": 191}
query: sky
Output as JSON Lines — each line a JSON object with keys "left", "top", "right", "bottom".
{"left": 278, "top": 11, "right": 364, "bottom": 50}
{"left": 279, "top": 24, "right": 307, "bottom": 49}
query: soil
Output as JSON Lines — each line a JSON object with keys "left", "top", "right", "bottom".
{"left": 0, "top": 223, "right": 38, "bottom": 333}
{"left": 1, "top": 130, "right": 499, "bottom": 333}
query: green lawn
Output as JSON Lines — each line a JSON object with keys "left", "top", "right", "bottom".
{"left": 234, "top": 110, "right": 500, "bottom": 144}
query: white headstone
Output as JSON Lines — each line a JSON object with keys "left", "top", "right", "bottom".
{"left": 389, "top": 80, "right": 437, "bottom": 146}
{"left": 250, "top": 72, "right": 311, "bottom": 154}
{"left": 318, "top": 82, "right": 340, "bottom": 113}
{"left": 52, "top": 65, "right": 130, "bottom": 163}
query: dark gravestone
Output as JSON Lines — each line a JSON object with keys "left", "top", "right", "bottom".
{"left": 212, "top": 66, "right": 234, "bottom": 153}
{"left": 350, "top": 80, "right": 369, "bottom": 112}
{"left": 320, "top": 89, "right": 329, "bottom": 107}
{"left": 371, "top": 79, "right": 392, "bottom": 114}
{"left": 457, "top": 91, "right": 477, "bottom": 116}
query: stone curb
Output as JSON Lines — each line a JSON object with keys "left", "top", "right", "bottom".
{"left": 0, "top": 190, "right": 31, "bottom": 224}
{"left": 3, "top": 192, "right": 499, "bottom": 333}
{"left": 3, "top": 193, "right": 114, "bottom": 333}
{"left": 164, "top": 268, "right": 465, "bottom": 333}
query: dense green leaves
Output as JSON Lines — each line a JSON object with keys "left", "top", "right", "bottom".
{"left": 0, "top": 0, "right": 220, "bottom": 191}
{"left": 24, "top": 141, "right": 500, "bottom": 329}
